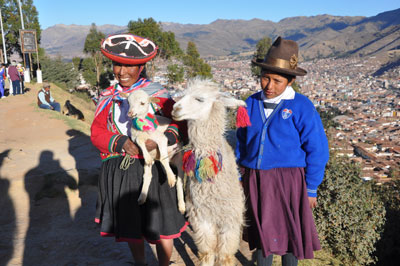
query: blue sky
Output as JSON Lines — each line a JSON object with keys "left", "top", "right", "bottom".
{"left": 34, "top": 0, "right": 399, "bottom": 29}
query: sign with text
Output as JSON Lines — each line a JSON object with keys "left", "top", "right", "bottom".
{"left": 20, "top": 30, "right": 37, "bottom": 53}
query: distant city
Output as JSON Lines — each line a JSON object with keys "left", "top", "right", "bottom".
{"left": 153, "top": 53, "right": 400, "bottom": 182}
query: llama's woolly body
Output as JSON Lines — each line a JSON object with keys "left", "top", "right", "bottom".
{"left": 172, "top": 79, "right": 245, "bottom": 266}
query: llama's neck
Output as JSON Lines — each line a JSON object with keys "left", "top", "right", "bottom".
{"left": 187, "top": 103, "right": 226, "bottom": 157}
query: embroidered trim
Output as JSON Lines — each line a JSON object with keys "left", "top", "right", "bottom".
{"left": 166, "top": 124, "right": 179, "bottom": 136}
{"left": 108, "top": 135, "right": 118, "bottom": 152}
{"left": 109, "top": 102, "right": 123, "bottom": 134}
{"left": 182, "top": 150, "right": 222, "bottom": 183}
{"left": 100, "top": 152, "right": 142, "bottom": 162}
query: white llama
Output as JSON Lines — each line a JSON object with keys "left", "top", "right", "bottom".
{"left": 121, "top": 90, "right": 185, "bottom": 213}
{"left": 171, "top": 79, "right": 246, "bottom": 266}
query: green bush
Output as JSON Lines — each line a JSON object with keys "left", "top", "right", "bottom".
{"left": 313, "top": 155, "right": 386, "bottom": 265}
{"left": 372, "top": 179, "right": 400, "bottom": 265}
{"left": 41, "top": 56, "right": 80, "bottom": 89}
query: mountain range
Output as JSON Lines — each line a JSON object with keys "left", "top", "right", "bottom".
{"left": 40, "top": 8, "right": 400, "bottom": 60}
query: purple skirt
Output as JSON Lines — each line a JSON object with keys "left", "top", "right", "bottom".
{"left": 242, "top": 167, "right": 320, "bottom": 259}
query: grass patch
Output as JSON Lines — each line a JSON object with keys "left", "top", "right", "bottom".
{"left": 299, "top": 250, "right": 342, "bottom": 266}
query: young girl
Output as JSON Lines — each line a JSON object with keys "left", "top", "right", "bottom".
{"left": 236, "top": 37, "right": 329, "bottom": 266}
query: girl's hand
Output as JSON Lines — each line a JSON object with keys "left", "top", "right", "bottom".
{"left": 308, "top": 197, "right": 317, "bottom": 209}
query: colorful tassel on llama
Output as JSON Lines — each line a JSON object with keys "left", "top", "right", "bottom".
{"left": 182, "top": 150, "right": 222, "bottom": 183}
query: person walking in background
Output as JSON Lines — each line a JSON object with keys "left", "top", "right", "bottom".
{"left": 37, "top": 81, "right": 60, "bottom": 112}
{"left": 236, "top": 37, "right": 329, "bottom": 266}
{"left": 0, "top": 64, "right": 5, "bottom": 98}
{"left": 17, "top": 63, "right": 25, "bottom": 93}
{"left": 8, "top": 61, "right": 21, "bottom": 95}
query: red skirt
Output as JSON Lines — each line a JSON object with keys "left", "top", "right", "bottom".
{"left": 242, "top": 167, "right": 320, "bottom": 259}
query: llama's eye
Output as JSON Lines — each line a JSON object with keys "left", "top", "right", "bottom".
{"left": 195, "top": 97, "right": 204, "bottom": 102}
{"left": 140, "top": 102, "right": 145, "bottom": 105}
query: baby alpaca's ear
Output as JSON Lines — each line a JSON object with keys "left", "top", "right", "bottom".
{"left": 149, "top": 97, "right": 160, "bottom": 104}
{"left": 119, "top": 92, "right": 129, "bottom": 99}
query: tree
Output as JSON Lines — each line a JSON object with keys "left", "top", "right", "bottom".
{"left": 0, "top": 0, "right": 41, "bottom": 58}
{"left": 251, "top": 37, "right": 272, "bottom": 77}
{"left": 72, "top": 57, "right": 82, "bottom": 72}
{"left": 41, "top": 56, "right": 79, "bottom": 89}
{"left": 313, "top": 155, "right": 386, "bottom": 265}
{"left": 81, "top": 57, "right": 96, "bottom": 87}
{"left": 127, "top": 17, "right": 182, "bottom": 60}
{"left": 158, "top": 31, "right": 182, "bottom": 59}
{"left": 183, "top": 41, "right": 212, "bottom": 79}
{"left": 291, "top": 81, "right": 301, "bottom": 93}
{"left": 317, "top": 106, "right": 342, "bottom": 129}
{"left": 166, "top": 64, "right": 184, "bottom": 84}
{"left": 83, "top": 23, "right": 105, "bottom": 87}
{"left": 372, "top": 179, "right": 400, "bottom": 265}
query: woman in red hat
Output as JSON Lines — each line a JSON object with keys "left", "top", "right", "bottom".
{"left": 91, "top": 33, "right": 187, "bottom": 266}
{"left": 236, "top": 37, "right": 329, "bottom": 266}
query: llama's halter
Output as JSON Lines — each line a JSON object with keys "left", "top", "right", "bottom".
{"left": 182, "top": 150, "right": 222, "bottom": 183}
{"left": 132, "top": 113, "right": 159, "bottom": 132}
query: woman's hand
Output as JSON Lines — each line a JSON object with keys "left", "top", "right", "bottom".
{"left": 122, "top": 139, "right": 141, "bottom": 156}
{"left": 308, "top": 197, "right": 317, "bottom": 209}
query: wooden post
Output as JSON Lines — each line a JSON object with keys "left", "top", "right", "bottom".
{"left": 29, "top": 53, "right": 33, "bottom": 80}
{"left": 36, "top": 50, "right": 40, "bottom": 69}
{"left": 23, "top": 53, "right": 26, "bottom": 69}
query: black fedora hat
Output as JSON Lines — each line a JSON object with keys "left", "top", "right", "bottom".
{"left": 252, "top": 36, "right": 307, "bottom": 76}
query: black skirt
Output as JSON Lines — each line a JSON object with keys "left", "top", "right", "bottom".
{"left": 95, "top": 156, "right": 187, "bottom": 243}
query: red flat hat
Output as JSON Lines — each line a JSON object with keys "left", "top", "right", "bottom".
{"left": 101, "top": 33, "right": 158, "bottom": 65}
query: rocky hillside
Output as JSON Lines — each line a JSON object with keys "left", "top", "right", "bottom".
{"left": 41, "top": 8, "right": 400, "bottom": 60}
{"left": 41, "top": 24, "right": 126, "bottom": 59}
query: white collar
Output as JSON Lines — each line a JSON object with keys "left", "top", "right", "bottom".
{"left": 261, "top": 86, "right": 295, "bottom": 103}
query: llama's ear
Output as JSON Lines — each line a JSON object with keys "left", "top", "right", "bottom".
{"left": 218, "top": 92, "right": 246, "bottom": 108}
{"left": 120, "top": 92, "right": 129, "bottom": 99}
{"left": 149, "top": 97, "right": 160, "bottom": 104}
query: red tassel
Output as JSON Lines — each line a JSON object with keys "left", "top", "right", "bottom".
{"left": 236, "top": 106, "right": 251, "bottom": 128}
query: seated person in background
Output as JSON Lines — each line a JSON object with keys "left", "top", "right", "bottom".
{"left": 37, "top": 82, "right": 60, "bottom": 112}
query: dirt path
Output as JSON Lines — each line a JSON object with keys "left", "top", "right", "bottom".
{"left": 0, "top": 85, "right": 253, "bottom": 266}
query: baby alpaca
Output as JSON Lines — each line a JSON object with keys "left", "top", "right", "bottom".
{"left": 122, "top": 90, "right": 185, "bottom": 213}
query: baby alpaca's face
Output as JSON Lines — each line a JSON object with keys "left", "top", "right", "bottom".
{"left": 126, "top": 90, "right": 150, "bottom": 118}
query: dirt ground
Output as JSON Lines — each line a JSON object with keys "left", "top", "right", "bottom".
{"left": 0, "top": 84, "right": 254, "bottom": 266}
